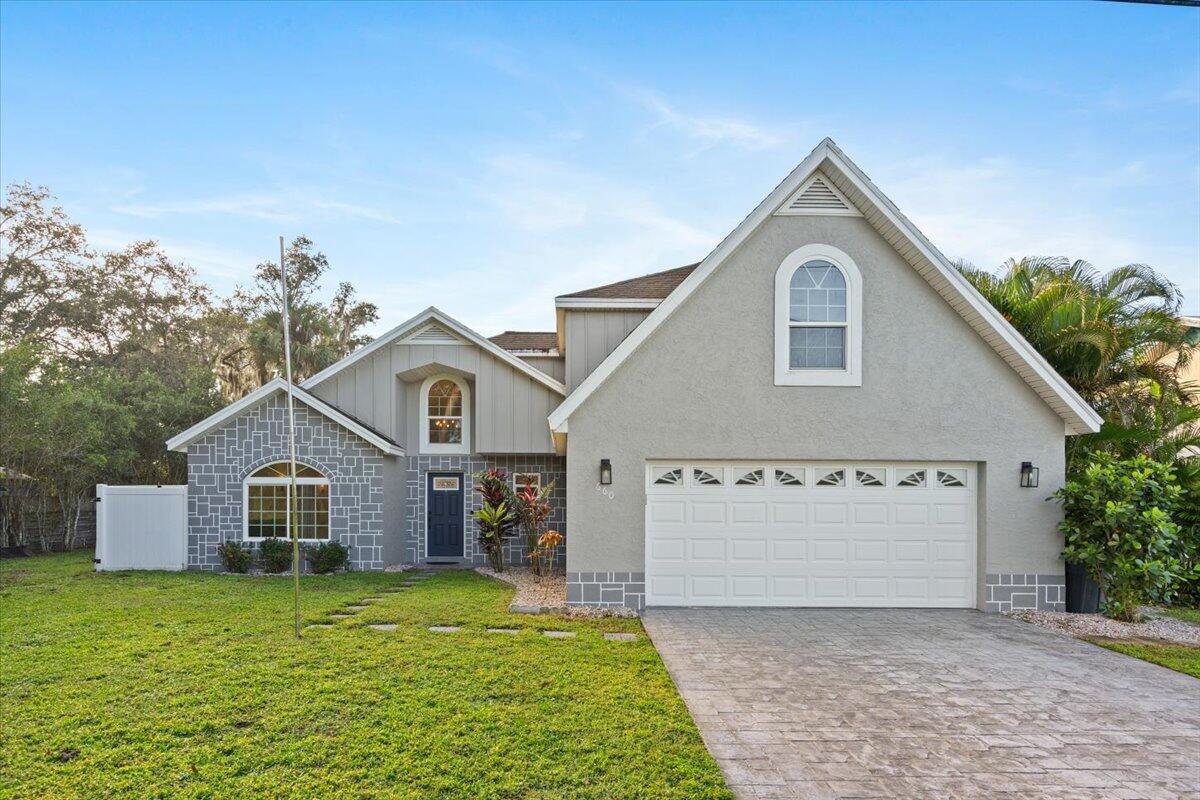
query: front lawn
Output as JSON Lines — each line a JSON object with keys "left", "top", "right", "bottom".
{"left": 1088, "top": 638, "right": 1200, "bottom": 679}
{"left": 0, "top": 552, "right": 731, "bottom": 799}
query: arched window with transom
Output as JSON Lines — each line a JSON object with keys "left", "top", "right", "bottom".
{"left": 243, "top": 461, "right": 330, "bottom": 541}
{"left": 774, "top": 244, "right": 863, "bottom": 386}
{"left": 420, "top": 374, "right": 471, "bottom": 454}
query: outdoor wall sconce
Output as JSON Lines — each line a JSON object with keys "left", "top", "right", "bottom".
{"left": 599, "top": 459, "right": 612, "bottom": 485}
{"left": 1020, "top": 461, "right": 1039, "bottom": 488}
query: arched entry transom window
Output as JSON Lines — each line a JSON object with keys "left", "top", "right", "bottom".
{"left": 420, "top": 374, "right": 471, "bottom": 454}
{"left": 243, "top": 461, "right": 330, "bottom": 541}
{"left": 774, "top": 244, "right": 863, "bottom": 386}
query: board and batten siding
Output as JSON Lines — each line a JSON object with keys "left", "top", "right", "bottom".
{"left": 309, "top": 342, "right": 559, "bottom": 454}
{"left": 563, "top": 309, "right": 651, "bottom": 392}
{"left": 518, "top": 354, "right": 565, "bottom": 383}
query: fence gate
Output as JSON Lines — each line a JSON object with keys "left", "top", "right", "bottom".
{"left": 94, "top": 484, "right": 187, "bottom": 571}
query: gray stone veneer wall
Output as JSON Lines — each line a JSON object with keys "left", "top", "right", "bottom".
{"left": 186, "top": 395, "right": 386, "bottom": 571}
{"left": 985, "top": 573, "right": 1065, "bottom": 613}
{"left": 404, "top": 454, "right": 566, "bottom": 567}
{"left": 567, "top": 571, "right": 645, "bottom": 611}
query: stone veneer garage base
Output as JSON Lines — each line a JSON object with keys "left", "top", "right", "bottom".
{"left": 567, "top": 572, "right": 646, "bottom": 610}
{"left": 568, "top": 571, "right": 1066, "bottom": 613}
{"left": 985, "top": 573, "right": 1066, "bottom": 613}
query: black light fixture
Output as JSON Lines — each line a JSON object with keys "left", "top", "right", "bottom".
{"left": 1019, "top": 461, "right": 1039, "bottom": 488}
{"left": 599, "top": 458, "right": 612, "bottom": 485}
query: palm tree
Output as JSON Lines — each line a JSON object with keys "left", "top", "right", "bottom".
{"left": 958, "top": 257, "right": 1196, "bottom": 467}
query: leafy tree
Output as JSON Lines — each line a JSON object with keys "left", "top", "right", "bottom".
{"left": 958, "top": 257, "right": 1195, "bottom": 469}
{"left": 1055, "top": 455, "right": 1183, "bottom": 621}
{"left": 0, "top": 183, "right": 91, "bottom": 349}
{"left": 233, "top": 236, "right": 378, "bottom": 388}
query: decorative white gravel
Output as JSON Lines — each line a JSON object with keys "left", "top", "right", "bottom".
{"left": 1008, "top": 608, "right": 1200, "bottom": 646}
{"left": 475, "top": 566, "right": 638, "bottom": 618}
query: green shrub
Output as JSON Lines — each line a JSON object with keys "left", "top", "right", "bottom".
{"left": 1173, "top": 460, "right": 1200, "bottom": 606}
{"left": 258, "top": 536, "right": 293, "bottom": 573}
{"left": 217, "top": 540, "right": 251, "bottom": 574}
{"left": 304, "top": 540, "right": 350, "bottom": 574}
{"left": 1055, "top": 454, "right": 1183, "bottom": 621}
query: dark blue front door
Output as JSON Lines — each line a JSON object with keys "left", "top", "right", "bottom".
{"left": 427, "top": 473, "right": 464, "bottom": 558}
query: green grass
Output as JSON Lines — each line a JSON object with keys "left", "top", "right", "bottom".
{"left": 0, "top": 552, "right": 731, "bottom": 799}
{"left": 1157, "top": 606, "right": 1200, "bottom": 626}
{"left": 1088, "top": 638, "right": 1200, "bottom": 679}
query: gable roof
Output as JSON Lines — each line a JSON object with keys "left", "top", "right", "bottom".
{"left": 489, "top": 331, "right": 559, "bottom": 352}
{"left": 548, "top": 138, "right": 1103, "bottom": 436}
{"left": 558, "top": 263, "right": 699, "bottom": 302}
{"left": 300, "top": 307, "right": 567, "bottom": 396}
{"left": 166, "top": 378, "right": 405, "bottom": 456}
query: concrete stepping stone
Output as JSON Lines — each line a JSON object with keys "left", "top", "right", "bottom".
{"left": 604, "top": 633, "right": 638, "bottom": 642}
{"left": 328, "top": 614, "right": 351, "bottom": 620}
{"left": 429, "top": 625, "right": 461, "bottom": 633}
{"left": 380, "top": 587, "right": 407, "bottom": 593}
{"left": 543, "top": 630, "right": 577, "bottom": 639}
{"left": 360, "top": 597, "right": 384, "bottom": 603}
{"left": 345, "top": 605, "right": 368, "bottom": 612}
{"left": 487, "top": 628, "right": 520, "bottom": 634}
{"left": 305, "top": 624, "right": 333, "bottom": 629}
{"left": 368, "top": 624, "right": 397, "bottom": 632}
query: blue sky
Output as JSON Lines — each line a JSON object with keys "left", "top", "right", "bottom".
{"left": 2, "top": 1, "right": 1198, "bottom": 335}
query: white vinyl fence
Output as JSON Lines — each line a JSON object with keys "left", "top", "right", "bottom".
{"left": 94, "top": 484, "right": 187, "bottom": 571}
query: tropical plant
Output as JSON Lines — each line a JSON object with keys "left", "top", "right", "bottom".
{"left": 513, "top": 477, "right": 556, "bottom": 576}
{"left": 258, "top": 536, "right": 292, "bottom": 573}
{"left": 536, "top": 529, "right": 565, "bottom": 576}
{"left": 472, "top": 502, "right": 511, "bottom": 572}
{"left": 1054, "top": 454, "right": 1183, "bottom": 621}
{"left": 217, "top": 540, "right": 252, "bottom": 573}
{"left": 304, "top": 540, "right": 350, "bottom": 574}
{"left": 1172, "top": 459, "right": 1200, "bottom": 605}
{"left": 957, "top": 257, "right": 1195, "bottom": 470}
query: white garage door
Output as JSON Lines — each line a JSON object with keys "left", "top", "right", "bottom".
{"left": 644, "top": 462, "right": 976, "bottom": 608}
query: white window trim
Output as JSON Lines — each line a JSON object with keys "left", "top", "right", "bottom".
{"left": 512, "top": 472, "right": 541, "bottom": 491}
{"left": 420, "top": 374, "right": 471, "bottom": 455}
{"left": 242, "top": 470, "right": 331, "bottom": 542}
{"left": 774, "top": 244, "right": 862, "bottom": 386}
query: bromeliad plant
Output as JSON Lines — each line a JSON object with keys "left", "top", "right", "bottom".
{"left": 513, "top": 476, "right": 557, "bottom": 576}
{"left": 1055, "top": 454, "right": 1184, "bottom": 621}
{"left": 472, "top": 469, "right": 515, "bottom": 572}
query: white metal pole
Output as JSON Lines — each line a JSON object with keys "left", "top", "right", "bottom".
{"left": 279, "top": 236, "right": 302, "bottom": 639}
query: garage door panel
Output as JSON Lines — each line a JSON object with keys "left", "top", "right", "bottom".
{"left": 730, "top": 538, "right": 768, "bottom": 561}
{"left": 812, "top": 503, "right": 848, "bottom": 525}
{"left": 772, "top": 503, "right": 807, "bottom": 524}
{"left": 646, "top": 461, "right": 976, "bottom": 608}
{"left": 732, "top": 502, "right": 768, "bottom": 524}
{"left": 688, "top": 538, "right": 726, "bottom": 561}
{"left": 689, "top": 502, "right": 727, "bottom": 524}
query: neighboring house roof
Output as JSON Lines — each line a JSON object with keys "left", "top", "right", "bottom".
{"left": 166, "top": 378, "right": 405, "bottom": 456}
{"left": 558, "top": 264, "right": 699, "bottom": 302}
{"left": 548, "top": 138, "right": 1103, "bottom": 436}
{"left": 489, "top": 331, "right": 559, "bottom": 353}
{"left": 300, "top": 307, "right": 567, "bottom": 396}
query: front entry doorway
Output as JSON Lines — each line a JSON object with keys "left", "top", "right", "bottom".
{"left": 427, "top": 472, "right": 465, "bottom": 559}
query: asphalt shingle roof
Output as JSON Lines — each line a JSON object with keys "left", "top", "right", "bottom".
{"left": 559, "top": 263, "right": 699, "bottom": 300}
{"left": 488, "top": 331, "right": 559, "bottom": 352}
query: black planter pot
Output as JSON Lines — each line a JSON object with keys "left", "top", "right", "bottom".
{"left": 1065, "top": 562, "right": 1101, "bottom": 613}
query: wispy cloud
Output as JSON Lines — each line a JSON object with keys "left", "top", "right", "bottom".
{"left": 876, "top": 153, "right": 1199, "bottom": 313}
{"left": 619, "top": 85, "right": 788, "bottom": 153}
{"left": 112, "top": 189, "right": 405, "bottom": 225}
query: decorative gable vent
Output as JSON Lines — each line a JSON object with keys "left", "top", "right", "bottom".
{"left": 401, "top": 323, "right": 462, "bottom": 346}
{"left": 776, "top": 173, "right": 861, "bottom": 217}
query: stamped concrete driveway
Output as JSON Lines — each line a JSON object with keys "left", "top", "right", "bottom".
{"left": 643, "top": 609, "right": 1200, "bottom": 800}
